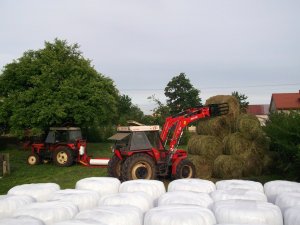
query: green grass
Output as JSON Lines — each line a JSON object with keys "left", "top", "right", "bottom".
{"left": 0, "top": 143, "right": 114, "bottom": 194}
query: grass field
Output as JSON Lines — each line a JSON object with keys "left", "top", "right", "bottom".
{"left": 0, "top": 142, "right": 114, "bottom": 194}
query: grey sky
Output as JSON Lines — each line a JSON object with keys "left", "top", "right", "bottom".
{"left": 1, "top": 0, "right": 299, "bottom": 114}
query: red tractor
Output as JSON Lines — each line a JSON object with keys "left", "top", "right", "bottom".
{"left": 28, "top": 127, "right": 109, "bottom": 167}
{"left": 108, "top": 103, "right": 229, "bottom": 181}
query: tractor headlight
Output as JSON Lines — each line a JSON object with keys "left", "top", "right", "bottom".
{"left": 79, "top": 145, "right": 85, "bottom": 155}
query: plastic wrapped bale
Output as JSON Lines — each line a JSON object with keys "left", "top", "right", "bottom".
{"left": 0, "top": 195, "right": 36, "bottom": 218}
{"left": 223, "top": 132, "right": 252, "bottom": 155}
{"left": 283, "top": 205, "right": 300, "bottom": 225}
{"left": 275, "top": 192, "right": 300, "bottom": 212}
{"left": 168, "top": 178, "right": 216, "bottom": 193}
{"left": 216, "top": 180, "right": 264, "bottom": 193}
{"left": 213, "top": 155, "right": 243, "bottom": 179}
{"left": 196, "top": 116, "right": 232, "bottom": 139}
{"left": 158, "top": 191, "right": 213, "bottom": 208}
{"left": 75, "top": 205, "right": 143, "bottom": 225}
{"left": 53, "top": 219, "right": 107, "bottom": 225}
{"left": 236, "top": 113, "right": 263, "bottom": 140}
{"left": 187, "top": 135, "right": 223, "bottom": 160}
{"left": 264, "top": 180, "right": 300, "bottom": 203}
{"left": 189, "top": 154, "right": 213, "bottom": 179}
{"left": 119, "top": 180, "right": 165, "bottom": 206}
{"left": 98, "top": 192, "right": 153, "bottom": 213}
{"left": 0, "top": 216, "right": 45, "bottom": 225}
{"left": 75, "top": 177, "right": 120, "bottom": 197}
{"left": 217, "top": 224, "right": 268, "bottom": 225}
{"left": 144, "top": 205, "right": 216, "bottom": 225}
{"left": 210, "top": 189, "right": 267, "bottom": 202}
{"left": 212, "top": 199, "right": 283, "bottom": 225}
{"left": 49, "top": 189, "right": 100, "bottom": 211}
{"left": 13, "top": 201, "right": 79, "bottom": 225}
{"left": 7, "top": 183, "right": 60, "bottom": 202}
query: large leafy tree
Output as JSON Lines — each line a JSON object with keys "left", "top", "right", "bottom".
{"left": 164, "top": 73, "right": 201, "bottom": 114}
{"left": 0, "top": 39, "right": 119, "bottom": 137}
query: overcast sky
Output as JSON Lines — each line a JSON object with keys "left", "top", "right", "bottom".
{"left": 1, "top": 0, "right": 299, "bottom": 114}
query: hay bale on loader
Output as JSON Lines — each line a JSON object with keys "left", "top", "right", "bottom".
{"left": 188, "top": 154, "right": 213, "bottom": 179}
{"left": 213, "top": 155, "right": 243, "bottom": 179}
{"left": 187, "top": 135, "right": 223, "bottom": 160}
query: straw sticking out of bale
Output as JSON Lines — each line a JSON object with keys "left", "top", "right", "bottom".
{"left": 213, "top": 155, "right": 243, "bottom": 179}
{"left": 188, "top": 154, "right": 213, "bottom": 179}
{"left": 187, "top": 135, "right": 223, "bottom": 160}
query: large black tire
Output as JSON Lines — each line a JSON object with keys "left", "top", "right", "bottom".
{"left": 53, "top": 147, "right": 74, "bottom": 167}
{"left": 173, "top": 159, "right": 196, "bottom": 179}
{"left": 121, "top": 153, "right": 157, "bottom": 181}
{"left": 107, "top": 155, "right": 123, "bottom": 180}
{"left": 27, "top": 153, "right": 41, "bottom": 165}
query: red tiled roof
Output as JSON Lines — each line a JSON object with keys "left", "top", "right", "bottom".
{"left": 271, "top": 92, "right": 300, "bottom": 110}
{"left": 247, "top": 105, "right": 269, "bottom": 115}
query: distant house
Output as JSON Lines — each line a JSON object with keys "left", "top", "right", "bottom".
{"left": 247, "top": 104, "right": 269, "bottom": 125}
{"left": 269, "top": 90, "right": 300, "bottom": 113}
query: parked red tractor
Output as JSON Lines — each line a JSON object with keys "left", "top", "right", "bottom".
{"left": 28, "top": 127, "right": 109, "bottom": 167}
{"left": 108, "top": 103, "right": 229, "bottom": 181}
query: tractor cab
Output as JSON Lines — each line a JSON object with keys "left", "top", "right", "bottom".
{"left": 109, "top": 125, "right": 165, "bottom": 152}
{"left": 45, "top": 127, "right": 83, "bottom": 144}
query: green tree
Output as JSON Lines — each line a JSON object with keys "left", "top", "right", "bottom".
{"left": 0, "top": 39, "right": 119, "bottom": 137}
{"left": 231, "top": 91, "right": 249, "bottom": 113}
{"left": 264, "top": 111, "right": 300, "bottom": 179}
{"left": 147, "top": 95, "right": 170, "bottom": 126}
{"left": 164, "top": 73, "right": 201, "bottom": 114}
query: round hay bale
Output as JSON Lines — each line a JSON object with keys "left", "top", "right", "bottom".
{"left": 188, "top": 154, "right": 213, "bottom": 179}
{"left": 237, "top": 114, "right": 262, "bottom": 140}
{"left": 187, "top": 135, "right": 223, "bottom": 160}
{"left": 196, "top": 116, "right": 233, "bottom": 138}
{"left": 205, "top": 95, "right": 240, "bottom": 120}
{"left": 239, "top": 151, "right": 263, "bottom": 177}
{"left": 213, "top": 155, "right": 243, "bottom": 179}
{"left": 223, "top": 132, "right": 252, "bottom": 155}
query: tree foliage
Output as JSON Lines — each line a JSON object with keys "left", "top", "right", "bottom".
{"left": 231, "top": 91, "right": 249, "bottom": 113}
{"left": 264, "top": 111, "right": 300, "bottom": 179}
{"left": 147, "top": 95, "right": 170, "bottom": 126}
{"left": 0, "top": 39, "right": 119, "bottom": 137}
{"left": 164, "top": 73, "right": 201, "bottom": 114}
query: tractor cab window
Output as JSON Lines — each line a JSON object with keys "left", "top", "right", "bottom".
{"left": 55, "top": 131, "right": 68, "bottom": 143}
{"left": 69, "top": 130, "right": 82, "bottom": 141}
{"left": 130, "top": 132, "right": 152, "bottom": 150}
{"left": 45, "top": 131, "right": 55, "bottom": 144}
{"left": 146, "top": 131, "right": 164, "bottom": 151}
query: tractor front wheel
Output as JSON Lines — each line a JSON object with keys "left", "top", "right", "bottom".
{"left": 27, "top": 153, "right": 41, "bottom": 165}
{"left": 173, "top": 159, "right": 196, "bottom": 179}
{"left": 53, "top": 147, "right": 74, "bottom": 167}
{"left": 108, "top": 155, "right": 123, "bottom": 180}
{"left": 121, "top": 153, "right": 157, "bottom": 181}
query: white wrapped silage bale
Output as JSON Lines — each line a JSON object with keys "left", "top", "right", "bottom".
{"left": 13, "top": 201, "right": 79, "bottom": 225}
{"left": 217, "top": 224, "right": 268, "bottom": 225}
{"left": 211, "top": 189, "right": 267, "bottom": 202}
{"left": 144, "top": 205, "right": 216, "bottom": 225}
{"left": 75, "top": 205, "right": 143, "bottom": 225}
{"left": 0, "top": 195, "right": 36, "bottom": 218}
{"left": 0, "top": 216, "right": 45, "bottom": 225}
{"left": 7, "top": 183, "right": 60, "bottom": 202}
{"left": 158, "top": 191, "right": 213, "bottom": 208}
{"left": 119, "top": 180, "right": 165, "bottom": 206}
{"left": 212, "top": 199, "right": 283, "bottom": 225}
{"left": 53, "top": 219, "right": 107, "bottom": 225}
{"left": 264, "top": 180, "right": 300, "bottom": 203}
{"left": 216, "top": 179, "right": 264, "bottom": 193}
{"left": 168, "top": 178, "right": 216, "bottom": 193}
{"left": 75, "top": 177, "right": 120, "bottom": 197}
{"left": 98, "top": 192, "right": 153, "bottom": 213}
{"left": 275, "top": 192, "right": 300, "bottom": 212}
{"left": 283, "top": 205, "right": 300, "bottom": 225}
{"left": 49, "top": 189, "right": 99, "bottom": 211}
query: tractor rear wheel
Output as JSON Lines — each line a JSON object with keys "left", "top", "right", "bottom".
{"left": 53, "top": 147, "right": 74, "bottom": 167}
{"left": 173, "top": 159, "right": 196, "bottom": 179}
{"left": 108, "top": 155, "right": 123, "bottom": 180}
{"left": 27, "top": 153, "right": 41, "bottom": 165}
{"left": 121, "top": 153, "right": 157, "bottom": 181}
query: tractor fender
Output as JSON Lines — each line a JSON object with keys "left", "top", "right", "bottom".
{"left": 171, "top": 155, "right": 187, "bottom": 175}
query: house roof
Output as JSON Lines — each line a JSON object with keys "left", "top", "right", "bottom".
{"left": 247, "top": 104, "right": 269, "bottom": 115}
{"left": 270, "top": 91, "right": 300, "bottom": 110}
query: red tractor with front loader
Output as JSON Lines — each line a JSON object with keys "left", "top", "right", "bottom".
{"left": 108, "top": 103, "right": 229, "bottom": 181}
